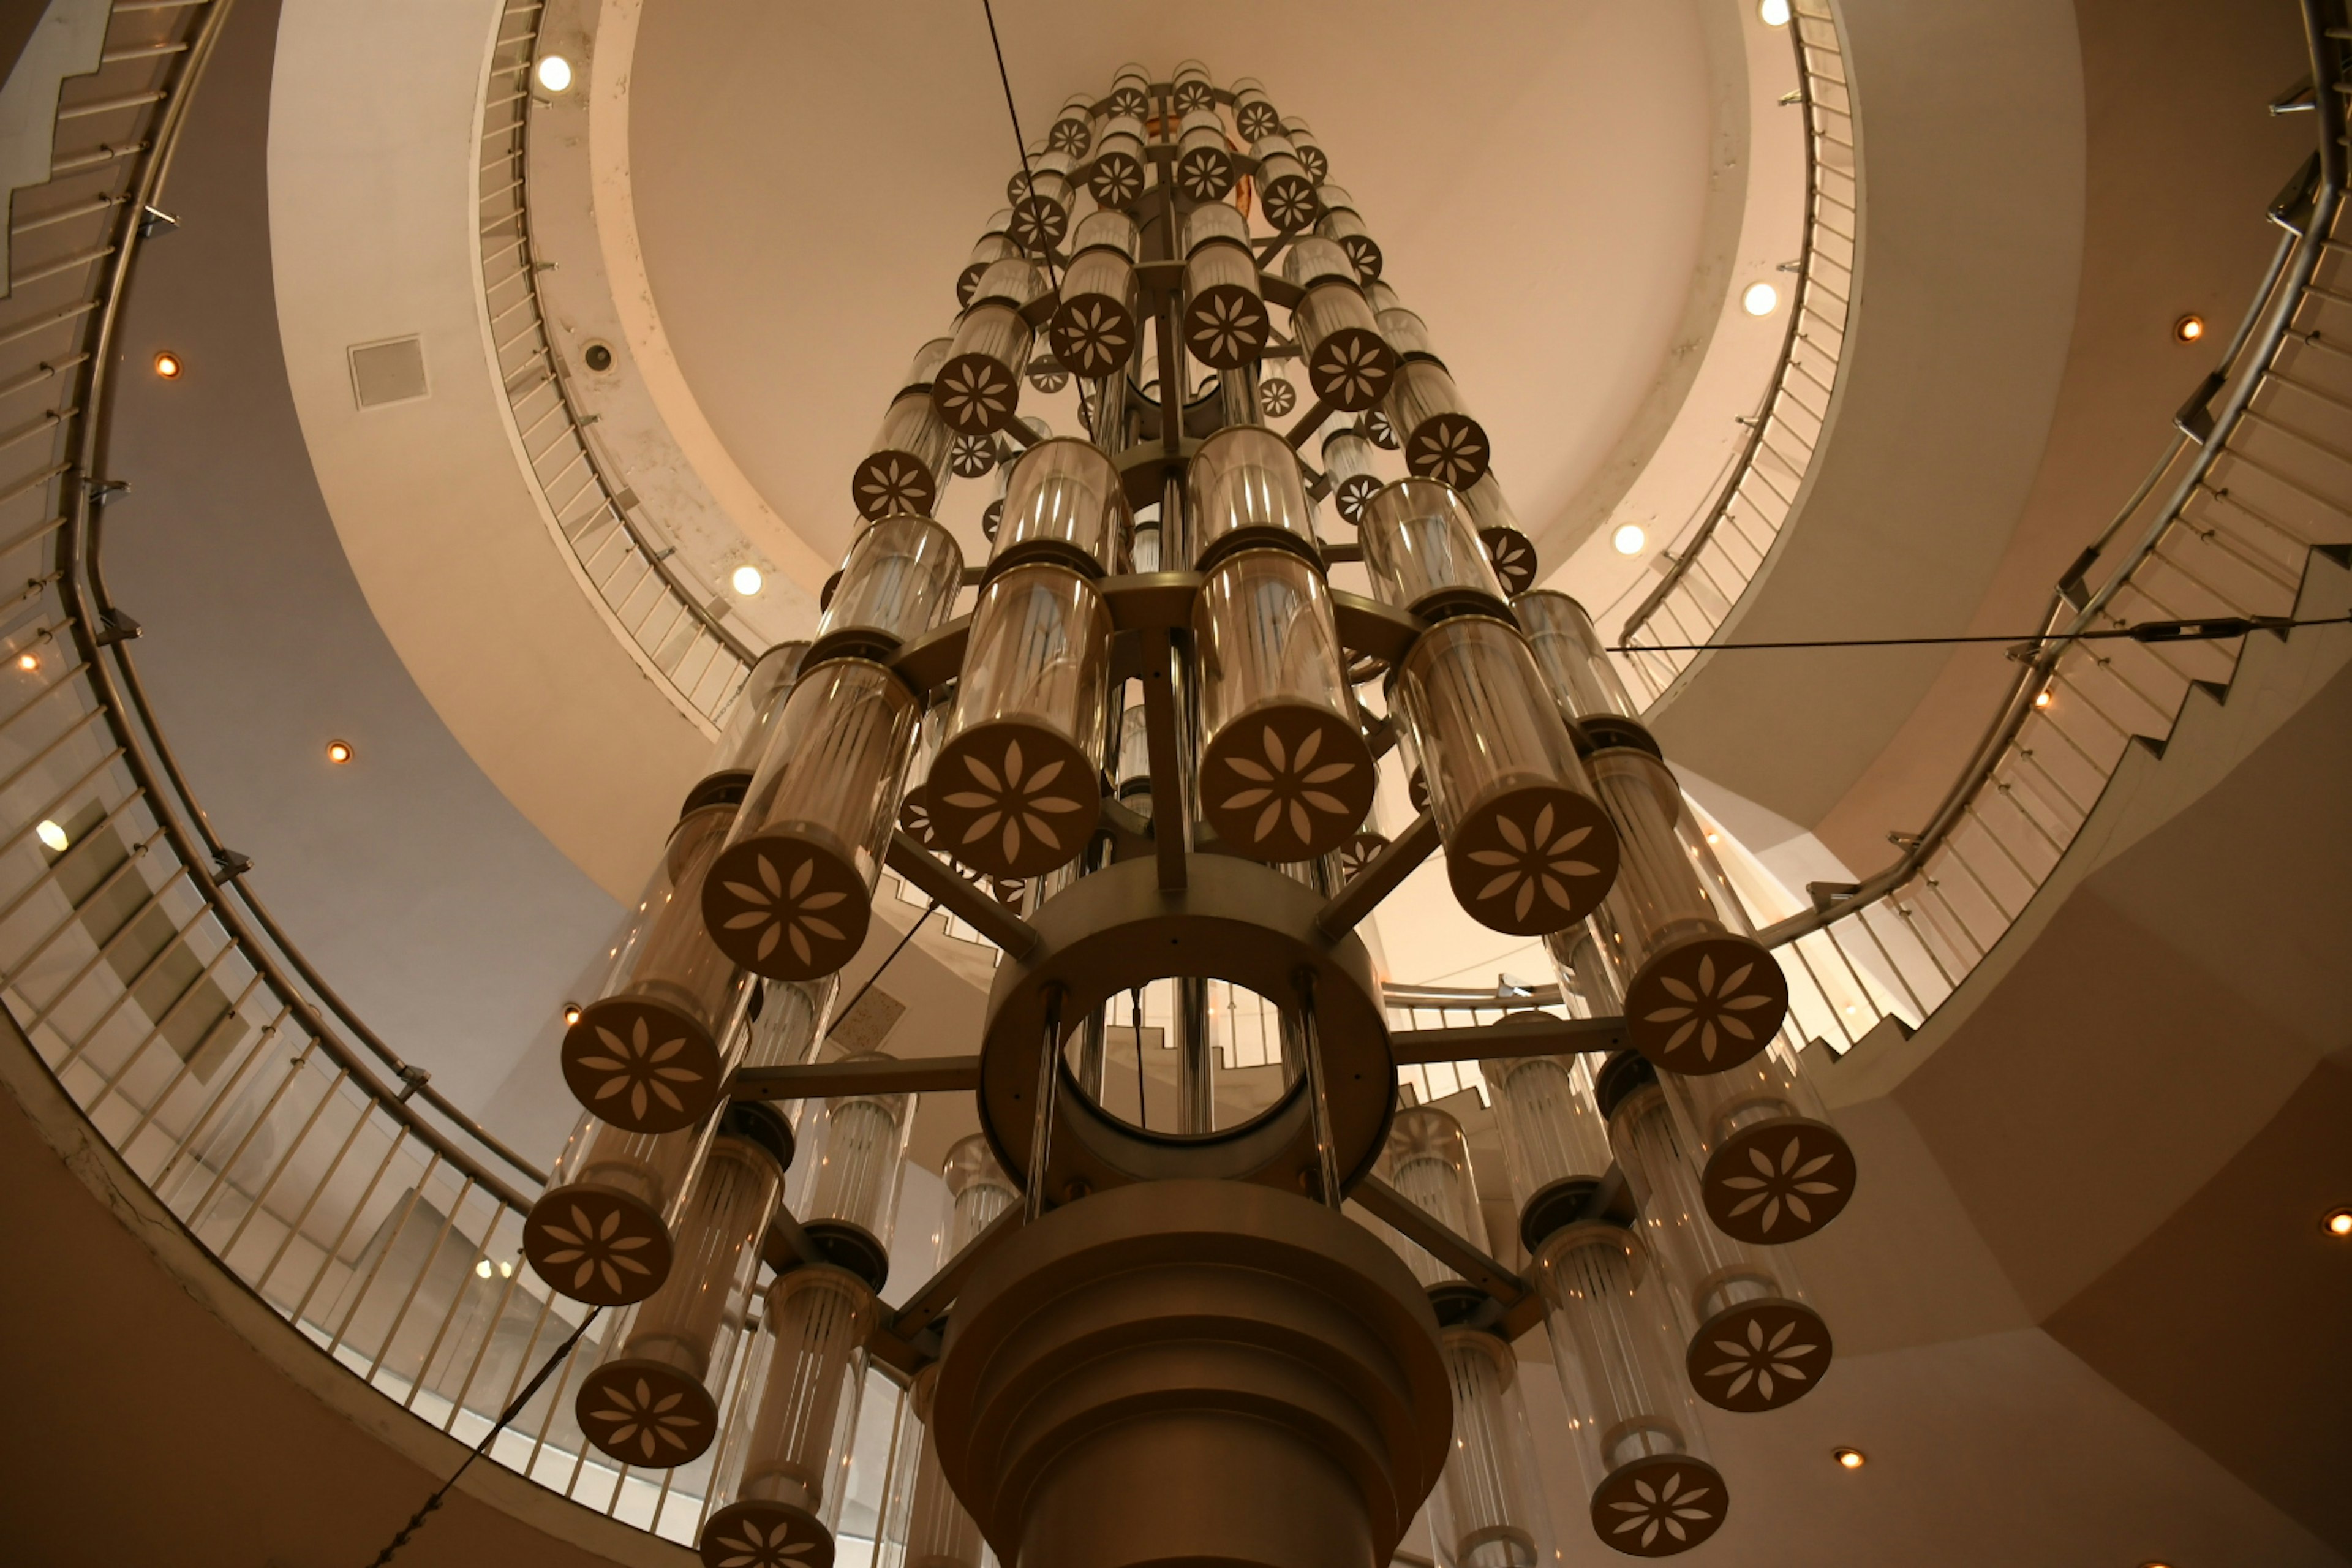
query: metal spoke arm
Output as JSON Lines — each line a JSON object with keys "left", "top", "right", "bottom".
{"left": 867, "top": 1189, "right": 1027, "bottom": 1375}
{"left": 884, "top": 831, "right": 1040, "bottom": 958}
{"left": 1389, "top": 1012, "right": 1628, "bottom": 1065}
{"left": 1351, "top": 1174, "right": 1545, "bottom": 1340}
{"left": 730, "top": 1053, "right": 983, "bottom": 1101}
{"left": 1316, "top": 810, "right": 1439, "bottom": 938}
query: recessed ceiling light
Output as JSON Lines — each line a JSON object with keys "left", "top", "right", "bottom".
{"left": 1833, "top": 1447, "right": 1866, "bottom": 1469}
{"left": 36, "top": 819, "right": 69, "bottom": 852}
{"left": 535, "top": 54, "right": 573, "bottom": 93}
{"left": 732, "top": 564, "right": 765, "bottom": 596}
{"left": 563, "top": 1001, "right": 584, "bottom": 1026}
{"left": 15, "top": 650, "right": 38, "bottom": 672}
{"left": 1743, "top": 282, "right": 1780, "bottom": 317}
{"left": 1759, "top": 0, "right": 1792, "bottom": 24}
{"left": 153, "top": 350, "right": 182, "bottom": 379}
{"left": 2034, "top": 689, "right": 2052, "bottom": 708}
{"left": 2173, "top": 315, "right": 2205, "bottom": 344}
{"left": 2324, "top": 1207, "right": 2352, "bottom": 1237}
{"left": 1612, "top": 522, "right": 1647, "bottom": 556}
{"left": 325, "top": 739, "right": 354, "bottom": 764}
{"left": 475, "top": 1258, "right": 494, "bottom": 1278}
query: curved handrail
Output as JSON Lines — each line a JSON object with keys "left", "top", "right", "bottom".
{"left": 1611, "top": 0, "right": 1858, "bottom": 696}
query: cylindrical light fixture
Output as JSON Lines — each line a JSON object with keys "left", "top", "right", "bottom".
{"left": 1284, "top": 238, "right": 1398, "bottom": 413}
{"left": 1231, "top": 77, "right": 1282, "bottom": 142}
{"left": 1248, "top": 132, "right": 1322, "bottom": 233}
{"left": 1320, "top": 426, "right": 1385, "bottom": 522}
{"left": 934, "top": 259, "right": 1044, "bottom": 435}
{"left": 883, "top": 1363, "right": 988, "bottom": 1568}
{"left": 957, "top": 222, "right": 1020, "bottom": 309}
{"left": 1600, "top": 1052, "right": 1832, "bottom": 1414}
{"left": 1428, "top": 1327, "right": 1558, "bottom": 1568}
{"left": 810, "top": 514, "right": 967, "bottom": 663}
{"left": 1170, "top": 58, "right": 1215, "bottom": 113}
{"left": 1479, "top": 1032, "right": 1613, "bottom": 1254}
{"left": 1086, "top": 113, "right": 1148, "bottom": 208}
{"left": 1005, "top": 149, "right": 1075, "bottom": 254}
{"left": 1174, "top": 108, "right": 1238, "bottom": 200}
{"left": 1374, "top": 301, "right": 1490, "bottom": 492}
{"left": 1050, "top": 211, "right": 1142, "bottom": 380}
{"left": 1373, "top": 1104, "right": 1480, "bottom": 1292}
{"left": 1515, "top": 590, "right": 1641, "bottom": 729}
{"left": 942, "top": 1133, "right": 1018, "bottom": 1256}
{"left": 1046, "top": 92, "right": 1095, "bottom": 157}
{"left": 1532, "top": 1220, "right": 1728, "bottom": 1555}
{"left": 1659, "top": 1035, "right": 1856, "bottom": 1245}
{"left": 522, "top": 1106, "right": 720, "bottom": 1305}
{"left": 697, "top": 641, "right": 812, "bottom": 809}
{"left": 562, "top": 802, "right": 756, "bottom": 1131}
{"left": 1357, "top": 477, "right": 1511, "bottom": 620}
{"left": 1314, "top": 185, "right": 1383, "bottom": 282}
{"left": 1464, "top": 475, "right": 1537, "bottom": 595}
{"left": 790, "top": 1049, "right": 919, "bottom": 1288}
{"left": 1182, "top": 202, "right": 1271, "bottom": 371}
{"left": 1280, "top": 116, "right": 1330, "bottom": 183}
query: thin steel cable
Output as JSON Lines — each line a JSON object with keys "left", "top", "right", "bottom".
{"left": 824, "top": 897, "right": 941, "bottom": 1042}
{"left": 1612, "top": 611, "right": 2349, "bottom": 655}
{"left": 978, "top": 0, "right": 1061, "bottom": 293}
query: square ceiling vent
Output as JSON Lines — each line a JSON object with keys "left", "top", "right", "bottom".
{"left": 347, "top": 334, "right": 428, "bottom": 409}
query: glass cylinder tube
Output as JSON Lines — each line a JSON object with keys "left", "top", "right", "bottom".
{"left": 1544, "top": 916, "right": 1627, "bottom": 1019}
{"left": 744, "top": 973, "right": 840, "bottom": 1080}
{"left": 1584, "top": 742, "right": 1784, "bottom": 1075}
{"left": 1192, "top": 548, "right": 1373, "bottom": 862}
{"left": 817, "top": 514, "right": 965, "bottom": 656}
{"left": 1187, "top": 424, "right": 1317, "bottom": 565}
{"left": 1251, "top": 138, "right": 1321, "bottom": 233}
{"left": 1281, "top": 116, "right": 1330, "bottom": 183}
{"left": 522, "top": 1105, "right": 721, "bottom": 1305}
{"left": 1088, "top": 115, "right": 1148, "bottom": 207}
{"left": 1183, "top": 238, "right": 1268, "bottom": 371}
{"left": 1375, "top": 1104, "right": 1479, "bottom": 1291}
{"left": 929, "top": 563, "right": 1114, "bottom": 878}
{"left": 1460, "top": 475, "right": 1537, "bottom": 595}
{"left": 1479, "top": 1046, "right": 1611, "bottom": 1251}
{"left": 1107, "top": 64, "right": 1150, "bottom": 119}
{"left": 1607, "top": 1068, "right": 1831, "bottom": 1412}
{"left": 799, "top": 1054, "right": 918, "bottom": 1256}
{"left": 1659, "top": 1035, "right": 1855, "bottom": 1246}
{"left": 707, "top": 659, "right": 922, "bottom": 981}
{"left": 959, "top": 230, "right": 1018, "bottom": 307}
{"left": 1357, "top": 478, "right": 1507, "bottom": 619}
{"left": 1175, "top": 108, "right": 1237, "bottom": 200}
{"left": 1392, "top": 614, "right": 1619, "bottom": 935}
{"left": 856, "top": 391, "right": 956, "bottom": 521}
{"left": 1170, "top": 58, "right": 1214, "bottom": 111}
{"left": 702, "top": 1264, "right": 879, "bottom": 1564}
{"left": 889, "top": 1365, "right": 987, "bottom": 1568}
{"left": 1293, "top": 277, "right": 1396, "bottom": 413}
{"left": 1320, "top": 426, "right": 1384, "bottom": 523}
{"left": 1007, "top": 165, "right": 1072, "bottom": 252}
{"left": 1515, "top": 590, "right": 1638, "bottom": 726}
{"left": 1315, "top": 192, "right": 1384, "bottom": 282}
{"left": 934, "top": 272, "right": 1039, "bottom": 436}
{"left": 941, "top": 1133, "right": 1016, "bottom": 1255}
{"left": 899, "top": 692, "right": 953, "bottom": 848}
{"left": 702, "top": 642, "right": 811, "bottom": 796}
{"left": 1429, "top": 1327, "right": 1556, "bottom": 1568}
{"left": 562, "top": 802, "right": 755, "bottom": 1131}
{"left": 1532, "top": 1221, "right": 1727, "bottom": 1555}
{"left": 1384, "top": 357, "right": 1490, "bottom": 492}
{"left": 1052, "top": 247, "right": 1140, "bottom": 384}
{"left": 990, "top": 437, "right": 1130, "bottom": 576}
{"left": 576, "top": 1128, "right": 783, "bottom": 1466}
{"left": 1047, "top": 93, "right": 1095, "bottom": 157}
{"left": 1232, "top": 78, "right": 1281, "bottom": 142}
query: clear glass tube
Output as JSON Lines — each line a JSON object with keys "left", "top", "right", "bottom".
{"left": 710, "top": 660, "right": 922, "bottom": 979}
{"left": 1659, "top": 1034, "right": 1853, "bottom": 1243}
{"left": 930, "top": 563, "right": 1114, "bottom": 878}
{"left": 1515, "top": 590, "right": 1638, "bottom": 725}
{"left": 564, "top": 802, "right": 755, "bottom": 1131}
{"left": 1281, "top": 116, "right": 1329, "bottom": 183}
{"left": 1049, "top": 248, "right": 1139, "bottom": 381}
{"left": 1291, "top": 278, "right": 1395, "bottom": 415}
{"left": 1391, "top": 615, "right": 1618, "bottom": 935}
{"left": 705, "top": 642, "right": 812, "bottom": 785}
{"left": 1232, "top": 78, "right": 1280, "bottom": 141}
{"left": 934, "top": 296, "right": 1035, "bottom": 435}
{"left": 820, "top": 515, "right": 965, "bottom": 652}
{"left": 1088, "top": 119, "right": 1147, "bottom": 206}
{"left": 941, "top": 1133, "right": 1016, "bottom": 1256}
{"left": 706, "top": 1265, "right": 879, "bottom": 1539}
{"left": 525, "top": 1105, "right": 723, "bottom": 1304}
{"left": 1430, "top": 1328, "right": 1555, "bottom": 1568}
{"left": 1315, "top": 198, "right": 1382, "bottom": 283}
{"left": 1186, "top": 424, "right": 1317, "bottom": 564}
{"left": 857, "top": 393, "right": 955, "bottom": 521}
{"left": 1384, "top": 358, "right": 1490, "bottom": 492}
{"left": 1374, "top": 1104, "right": 1479, "bottom": 1291}
{"left": 1192, "top": 548, "right": 1373, "bottom": 862}
{"left": 1047, "top": 93, "right": 1095, "bottom": 157}
{"left": 1357, "top": 478, "right": 1507, "bottom": 617}
{"left": 1544, "top": 918, "right": 1627, "bottom": 1020}
{"left": 801, "top": 1058, "right": 917, "bottom": 1247}
{"left": 1479, "top": 1049, "right": 1612, "bottom": 1207}
{"left": 577, "top": 1130, "right": 782, "bottom": 1465}
{"left": 1175, "top": 110, "right": 1236, "bottom": 200}
{"left": 1532, "top": 1221, "right": 1714, "bottom": 1488}
{"left": 1182, "top": 239, "right": 1268, "bottom": 371}
{"left": 991, "top": 437, "right": 1130, "bottom": 576}
{"left": 892, "top": 1365, "right": 988, "bottom": 1568}
{"left": 744, "top": 973, "right": 840, "bottom": 1081}
{"left": 1319, "top": 426, "right": 1384, "bottom": 522}
{"left": 958, "top": 233, "right": 1017, "bottom": 307}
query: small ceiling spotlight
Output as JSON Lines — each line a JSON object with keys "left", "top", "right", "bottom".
{"left": 563, "top": 1001, "right": 584, "bottom": 1027}
{"left": 2173, "top": 314, "right": 2206, "bottom": 344}
{"left": 36, "top": 819, "right": 69, "bottom": 852}
{"left": 1833, "top": 1447, "right": 1866, "bottom": 1470}
{"left": 2034, "top": 688, "right": 2053, "bottom": 708}
{"left": 2324, "top": 1206, "right": 2352, "bottom": 1237}
{"left": 15, "top": 650, "right": 38, "bottom": 672}
{"left": 153, "top": 350, "right": 183, "bottom": 379}
{"left": 535, "top": 54, "right": 573, "bottom": 93}
{"left": 1759, "top": 0, "right": 1793, "bottom": 23}
{"left": 732, "top": 564, "right": 766, "bottom": 596}
{"left": 1743, "top": 282, "right": 1781, "bottom": 317}
{"left": 1611, "top": 522, "right": 1647, "bottom": 556}
{"left": 325, "top": 739, "right": 354, "bottom": 764}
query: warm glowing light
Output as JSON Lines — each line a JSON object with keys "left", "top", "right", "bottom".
{"left": 1611, "top": 522, "right": 1647, "bottom": 556}
{"left": 732, "top": 564, "right": 765, "bottom": 596}
{"left": 1759, "top": 0, "right": 1792, "bottom": 23}
{"left": 2173, "top": 314, "right": 2205, "bottom": 344}
{"left": 475, "top": 1259, "right": 494, "bottom": 1278}
{"left": 15, "top": 651, "right": 37, "bottom": 672}
{"left": 153, "top": 350, "right": 182, "bottom": 379}
{"left": 499, "top": 1259, "right": 514, "bottom": 1277}
{"left": 1743, "top": 282, "right": 1780, "bottom": 317}
{"left": 535, "top": 54, "right": 573, "bottom": 92}
{"left": 1704, "top": 831, "right": 1720, "bottom": 844}
{"left": 1834, "top": 1447, "right": 1866, "bottom": 1470}
{"left": 36, "top": 820, "right": 68, "bottom": 852}
{"left": 563, "top": 1001, "right": 583, "bottom": 1026}
{"left": 325, "top": 739, "right": 353, "bottom": 764}
{"left": 2325, "top": 1207, "right": 2352, "bottom": 1237}
{"left": 2034, "top": 689, "right": 2053, "bottom": 709}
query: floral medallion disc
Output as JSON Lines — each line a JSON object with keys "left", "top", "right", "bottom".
{"left": 1703, "top": 1115, "right": 1856, "bottom": 1245}
{"left": 561, "top": 998, "right": 723, "bottom": 1134}
{"left": 522, "top": 1182, "right": 672, "bottom": 1306}
{"left": 1200, "top": 706, "right": 1376, "bottom": 863}
{"left": 701, "top": 834, "right": 872, "bottom": 982}
{"left": 1624, "top": 933, "right": 1785, "bottom": 1074}
{"left": 1445, "top": 785, "right": 1618, "bottom": 936}
{"left": 1687, "top": 1297, "right": 1832, "bottom": 1412}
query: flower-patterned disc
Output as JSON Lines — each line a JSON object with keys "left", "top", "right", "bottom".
{"left": 1334, "top": 471, "right": 1384, "bottom": 524}
{"left": 701, "top": 835, "right": 872, "bottom": 982}
{"left": 1259, "top": 375, "right": 1297, "bottom": 417}
{"left": 1050, "top": 293, "right": 1138, "bottom": 380}
{"left": 898, "top": 785, "right": 938, "bottom": 850}
{"left": 699, "top": 1498, "right": 836, "bottom": 1568}
{"left": 1007, "top": 193, "right": 1068, "bottom": 252}
{"left": 927, "top": 721, "right": 1102, "bottom": 879}
{"left": 1337, "top": 830, "right": 1390, "bottom": 881}
{"left": 1703, "top": 1115, "right": 1856, "bottom": 1245}
{"left": 1340, "top": 232, "right": 1384, "bottom": 282}
{"left": 1261, "top": 172, "right": 1323, "bottom": 232}
{"left": 1482, "top": 525, "right": 1539, "bottom": 595}
{"left": 1237, "top": 99, "right": 1282, "bottom": 143}
{"left": 1405, "top": 412, "right": 1491, "bottom": 492}
{"left": 1362, "top": 407, "right": 1400, "bottom": 450}
{"left": 1687, "top": 1297, "right": 1832, "bottom": 1413}
{"left": 522, "top": 1183, "right": 672, "bottom": 1306}
{"left": 849, "top": 450, "right": 935, "bottom": 522}
{"left": 1172, "top": 76, "right": 1215, "bottom": 113}
{"left": 948, "top": 432, "right": 1000, "bottom": 478}
{"left": 1446, "top": 786, "right": 1619, "bottom": 936}
{"left": 1589, "top": 1454, "right": 1727, "bottom": 1556}
{"left": 1088, "top": 151, "right": 1145, "bottom": 208}
{"left": 930, "top": 353, "right": 1020, "bottom": 435}
{"left": 578, "top": 1358, "right": 718, "bottom": 1467}
{"left": 1177, "top": 144, "right": 1237, "bottom": 201}
{"left": 1184, "top": 283, "right": 1272, "bottom": 371}
{"left": 1200, "top": 706, "right": 1376, "bottom": 864}
{"left": 560, "top": 998, "right": 723, "bottom": 1134}
{"left": 1307, "top": 326, "right": 1396, "bottom": 412}
{"left": 1624, "top": 933, "right": 1785, "bottom": 1074}
{"left": 1026, "top": 359, "right": 1070, "bottom": 394}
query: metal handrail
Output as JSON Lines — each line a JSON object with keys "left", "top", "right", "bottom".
{"left": 1612, "top": 0, "right": 1858, "bottom": 687}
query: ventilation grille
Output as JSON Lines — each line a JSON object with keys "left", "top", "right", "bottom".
{"left": 347, "top": 335, "right": 428, "bottom": 409}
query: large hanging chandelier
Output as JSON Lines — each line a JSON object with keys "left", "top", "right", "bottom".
{"left": 519, "top": 61, "right": 1860, "bottom": 1568}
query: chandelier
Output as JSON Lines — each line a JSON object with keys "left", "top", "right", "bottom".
{"left": 518, "top": 59, "right": 1860, "bottom": 1568}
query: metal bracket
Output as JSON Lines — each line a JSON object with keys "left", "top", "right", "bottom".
{"left": 730, "top": 1054, "right": 983, "bottom": 1101}
{"left": 884, "top": 831, "right": 1040, "bottom": 959}
{"left": 1352, "top": 1174, "right": 1544, "bottom": 1339}
{"left": 1387, "top": 1012, "right": 1628, "bottom": 1065}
